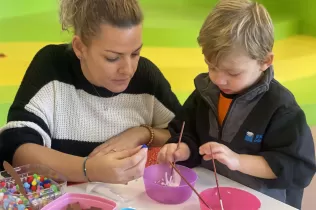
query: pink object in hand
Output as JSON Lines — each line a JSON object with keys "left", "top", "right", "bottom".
{"left": 199, "top": 187, "right": 261, "bottom": 210}
{"left": 146, "top": 147, "right": 161, "bottom": 167}
{"left": 41, "top": 193, "right": 117, "bottom": 210}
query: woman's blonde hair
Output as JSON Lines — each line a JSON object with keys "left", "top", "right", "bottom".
{"left": 198, "top": 0, "right": 274, "bottom": 65}
{"left": 59, "top": 0, "right": 143, "bottom": 44}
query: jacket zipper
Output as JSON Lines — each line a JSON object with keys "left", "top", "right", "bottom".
{"left": 201, "top": 95, "right": 220, "bottom": 140}
{"left": 218, "top": 124, "right": 222, "bottom": 142}
{"left": 201, "top": 94, "right": 237, "bottom": 141}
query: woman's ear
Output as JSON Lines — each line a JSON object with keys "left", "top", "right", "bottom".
{"left": 260, "top": 52, "right": 274, "bottom": 72}
{"left": 72, "top": 35, "right": 85, "bottom": 60}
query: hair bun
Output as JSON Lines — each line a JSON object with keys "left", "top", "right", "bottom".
{"left": 59, "top": 0, "right": 85, "bottom": 31}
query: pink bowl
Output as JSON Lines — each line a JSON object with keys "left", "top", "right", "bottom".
{"left": 199, "top": 187, "right": 261, "bottom": 210}
{"left": 143, "top": 164, "right": 197, "bottom": 204}
{"left": 41, "top": 193, "right": 117, "bottom": 210}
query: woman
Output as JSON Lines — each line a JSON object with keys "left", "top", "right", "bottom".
{"left": 0, "top": 0, "right": 181, "bottom": 184}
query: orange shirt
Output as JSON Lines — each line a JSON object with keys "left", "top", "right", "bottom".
{"left": 218, "top": 93, "right": 233, "bottom": 126}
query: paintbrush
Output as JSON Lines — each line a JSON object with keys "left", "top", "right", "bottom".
{"left": 3, "top": 161, "right": 35, "bottom": 209}
{"left": 169, "top": 161, "right": 211, "bottom": 209}
{"left": 210, "top": 148, "right": 224, "bottom": 210}
{"left": 170, "top": 121, "right": 185, "bottom": 181}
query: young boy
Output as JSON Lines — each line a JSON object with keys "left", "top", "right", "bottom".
{"left": 158, "top": 0, "right": 316, "bottom": 209}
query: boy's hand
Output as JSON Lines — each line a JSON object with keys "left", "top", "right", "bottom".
{"left": 157, "top": 143, "right": 191, "bottom": 164}
{"left": 199, "top": 142, "right": 240, "bottom": 171}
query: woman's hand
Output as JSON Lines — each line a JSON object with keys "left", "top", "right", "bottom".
{"left": 199, "top": 142, "right": 241, "bottom": 171}
{"left": 87, "top": 145, "right": 148, "bottom": 184}
{"left": 89, "top": 127, "right": 150, "bottom": 157}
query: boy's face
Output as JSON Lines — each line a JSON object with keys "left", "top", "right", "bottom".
{"left": 205, "top": 50, "right": 273, "bottom": 95}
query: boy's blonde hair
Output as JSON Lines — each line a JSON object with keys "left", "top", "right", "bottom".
{"left": 198, "top": 0, "right": 274, "bottom": 65}
{"left": 59, "top": 0, "right": 143, "bottom": 45}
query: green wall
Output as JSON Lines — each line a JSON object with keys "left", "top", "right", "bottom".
{"left": 299, "top": 0, "right": 316, "bottom": 36}
{"left": 0, "top": 0, "right": 315, "bottom": 44}
{"left": 258, "top": 0, "right": 316, "bottom": 37}
{"left": 0, "top": 0, "right": 315, "bottom": 126}
{"left": 0, "top": 0, "right": 57, "bottom": 19}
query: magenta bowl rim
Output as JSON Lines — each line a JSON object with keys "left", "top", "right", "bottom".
{"left": 143, "top": 163, "right": 198, "bottom": 189}
{"left": 199, "top": 186, "right": 262, "bottom": 207}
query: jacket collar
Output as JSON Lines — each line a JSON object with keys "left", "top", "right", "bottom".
{"left": 194, "top": 66, "right": 274, "bottom": 105}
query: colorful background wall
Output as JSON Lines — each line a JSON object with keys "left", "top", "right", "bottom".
{"left": 1, "top": 0, "right": 315, "bottom": 127}
{"left": 0, "top": 0, "right": 315, "bottom": 209}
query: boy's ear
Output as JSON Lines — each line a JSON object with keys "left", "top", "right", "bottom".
{"left": 260, "top": 52, "right": 274, "bottom": 72}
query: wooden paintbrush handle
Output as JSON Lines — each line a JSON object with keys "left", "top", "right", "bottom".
{"left": 3, "top": 161, "right": 35, "bottom": 209}
{"left": 169, "top": 162, "right": 211, "bottom": 209}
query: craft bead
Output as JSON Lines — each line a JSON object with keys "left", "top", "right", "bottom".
{"left": 18, "top": 204, "right": 25, "bottom": 210}
{"left": 0, "top": 182, "right": 6, "bottom": 187}
{"left": 44, "top": 183, "right": 51, "bottom": 189}
{"left": 23, "top": 183, "right": 30, "bottom": 189}
{"left": 43, "top": 179, "right": 50, "bottom": 184}
{"left": 31, "top": 186, "right": 36, "bottom": 192}
{"left": 0, "top": 173, "right": 61, "bottom": 210}
{"left": 50, "top": 185, "right": 58, "bottom": 193}
{"left": 26, "top": 177, "right": 33, "bottom": 184}
{"left": 3, "top": 199, "right": 9, "bottom": 208}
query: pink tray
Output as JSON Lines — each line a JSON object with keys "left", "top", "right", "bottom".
{"left": 41, "top": 193, "right": 117, "bottom": 210}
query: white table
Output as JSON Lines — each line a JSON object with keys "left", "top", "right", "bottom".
{"left": 66, "top": 167, "right": 297, "bottom": 210}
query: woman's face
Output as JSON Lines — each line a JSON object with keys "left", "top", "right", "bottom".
{"left": 73, "top": 24, "right": 143, "bottom": 93}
